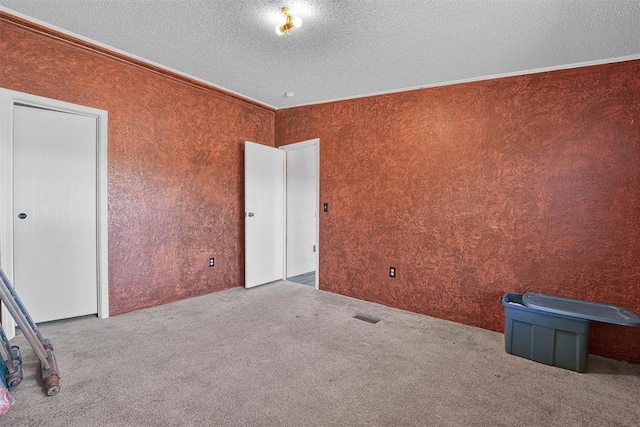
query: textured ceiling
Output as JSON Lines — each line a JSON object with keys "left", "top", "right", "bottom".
{"left": 1, "top": 1, "right": 639, "bottom": 109}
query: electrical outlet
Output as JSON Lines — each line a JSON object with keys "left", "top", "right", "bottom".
{"left": 389, "top": 266, "right": 396, "bottom": 278}
{"left": 208, "top": 257, "right": 215, "bottom": 268}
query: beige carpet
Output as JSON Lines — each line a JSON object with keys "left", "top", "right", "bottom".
{"left": 3, "top": 281, "right": 639, "bottom": 426}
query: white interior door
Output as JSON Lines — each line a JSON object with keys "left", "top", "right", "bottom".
{"left": 244, "top": 141, "right": 285, "bottom": 288}
{"left": 13, "top": 105, "right": 98, "bottom": 323}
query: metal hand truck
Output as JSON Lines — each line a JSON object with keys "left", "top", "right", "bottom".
{"left": 0, "top": 267, "right": 60, "bottom": 396}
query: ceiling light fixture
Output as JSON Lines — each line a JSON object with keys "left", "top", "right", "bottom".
{"left": 275, "top": 7, "right": 302, "bottom": 36}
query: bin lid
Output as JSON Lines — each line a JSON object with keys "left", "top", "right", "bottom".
{"left": 522, "top": 293, "right": 640, "bottom": 326}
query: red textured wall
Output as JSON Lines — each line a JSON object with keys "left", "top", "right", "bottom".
{"left": 0, "top": 13, "right": 275, "bottom": 315}
{"left": 276, "top": 61, "right": 640, "bottom": 363}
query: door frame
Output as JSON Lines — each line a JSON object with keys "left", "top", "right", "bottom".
{"left": 279, "top": 138, "right": 320, "bottom": 289}
{"left": 0, "top": 88, "right": 109, "bottom": 339}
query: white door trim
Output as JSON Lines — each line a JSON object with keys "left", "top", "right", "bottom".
{"left": 0, "top": 88, "right": 108, "bottom": 339}
{"left": 279, "top": 138, "right": 320, "bottom": 289}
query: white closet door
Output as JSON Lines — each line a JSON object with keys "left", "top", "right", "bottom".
{"left": 13, "top": 105, "right": 98, "bottom": 323}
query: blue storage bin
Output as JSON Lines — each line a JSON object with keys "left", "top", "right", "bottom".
{"left": 502, "top": 293, "right": 589, "bottom": 372}
{"left": 500, "top": 292, "right": 640, "bottom": 372}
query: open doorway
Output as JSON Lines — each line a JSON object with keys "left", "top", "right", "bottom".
{"left": 244, "top": 138, "right": 319, "bottom": 290}
{"left": 280, "top": 139, "right": 319, "bottom": 289}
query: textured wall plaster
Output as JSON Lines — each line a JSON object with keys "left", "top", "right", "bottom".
{"left": 276, "top": 60, "right": 640, "bottom": 363}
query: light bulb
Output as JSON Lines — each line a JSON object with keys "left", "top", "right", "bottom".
{"left": 276, "top": 25, "right": 285, "bottom": 35}
{"left": 292, "top": 16, "right": 302, "bottom": 28}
